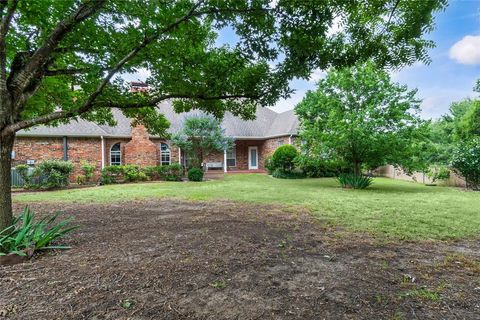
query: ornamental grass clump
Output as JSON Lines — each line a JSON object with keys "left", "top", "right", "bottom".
{"left": 337, "top": 173, "right": 373, "bottom": 189}
{"left": 0, "top": 207, "right": 78, "bottom": 260}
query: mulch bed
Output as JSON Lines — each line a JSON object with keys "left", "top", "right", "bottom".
{"left": 1, "top": 200, "right": 479, "bottom": 319}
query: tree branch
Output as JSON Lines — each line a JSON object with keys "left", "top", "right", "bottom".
{"left": 68, "top": 0, "right": 204, "bottom": 116}
{"left": 379, "top": 0, "right": 401, "bottom": 36}
{"left": 1, "top": 92, "right": 260, "bottom": 136}
{"left": 8, "top": 0, "right": 106, "bottom": 103}
{"left": 0, "top": 0, "right": 18, "bottom": 92}
{"left": 44, "top": 67, "right": 110, "bottom": 76}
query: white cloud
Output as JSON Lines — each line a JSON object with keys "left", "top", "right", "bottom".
{"left": 449, "top": 35, "right": 480, "bottom": 65}
{"left": 308, "top": 69, "right": 326, "bottom": 83}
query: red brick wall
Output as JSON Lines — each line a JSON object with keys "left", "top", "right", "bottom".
{"left": 13, "top": 137, "right": 64, "bottom": 166}
{"left": 13, "top": 136, "right": 104, "bottom": 181}
{"left": 263, "top": 136, "right": 291, "bottom": 158}
{"left": 123, "top": 125, "right": 158, "bottom": 167}
{"left": 65, "top": 138, "right": 103, "bottom": 179}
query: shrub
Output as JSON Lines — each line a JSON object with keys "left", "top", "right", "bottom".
{"left": 101, "top": 165, "right": 125, "bottom": 184}
{"left": 294, "top": 155, "right": 347, "bottom": 178}
{"left": 451, "top": 138, "right": 480, "bottom": 190}
{"left": 162, "top": 163, "right": 183, "bottom": 181}
{"left": 80, "top": 161, "right": 96, "bottom": 183}
{"left": 264, "top": 155, "right": 275, "bottom": 174}
{"left": 271, "top": 145, "right": 298, "bottom": 172}
{"left": 272, "top": 169, "right": 306, "bottom": 179}
{"left": 426, "top": 166, "right": 451, "bottom": 184}
{"left": 0, "top": 207, "right": 78, "bottom": 258}
{"left": 14, "top": 164, "right": 32, "bottom": 186}
{"left": 37, "top": 160, "right": 74, "bottom": 189}
{"left": 123, "top": 165, "right": 147, "bottom": 182}
{"left": 143, "top": 166, "right": 159, "bottom": 180}
{"left": 337, "top": 173, "right": 373, "bottom": 189}
{"left": 76, "top": 175, "right": 86, "bottom": 185}
{"left": 188, "top": 167, "right": 204, "bottom": 181}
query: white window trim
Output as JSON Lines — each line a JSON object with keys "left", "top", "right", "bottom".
{"left": 110, "top": 142, "right": 122, "bottom": 166}
{"left": 160, "top": 143, "right": 171, "bottom": 166}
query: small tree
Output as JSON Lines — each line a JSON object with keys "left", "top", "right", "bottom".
{"left": 172, "top": 115, "right": 233, "bottom": 169}
{"left": 451, "top": 138, "right": 480, "bottom": 190}
{"left": 295, "top": 62, "right": 425, "bottom": 175}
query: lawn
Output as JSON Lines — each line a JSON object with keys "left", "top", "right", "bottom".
{"left": 14, "top": 174, "right": 480, "bottom": 240}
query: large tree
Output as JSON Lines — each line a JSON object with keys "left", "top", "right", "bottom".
{"left": 0, "top": 0, "right": 446, "bottom": 229}
{"left": 295, "top": 62, "right": 425, "bottom": 175}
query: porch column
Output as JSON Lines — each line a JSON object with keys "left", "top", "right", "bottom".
{"left": 178, "top": 147, "right": 181, "bottom": 164}
{"left": 100, "top": 136, "right": 105, "bottom": 169}
{"left": 223, "top": 149, "right": 227, "bottom": 173}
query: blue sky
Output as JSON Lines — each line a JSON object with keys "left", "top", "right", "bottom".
{"left": 127, "top": 1, "right": 480, "bottom": 119}
{"left": 270, "top": 1, "right": 480, "bottom": 118}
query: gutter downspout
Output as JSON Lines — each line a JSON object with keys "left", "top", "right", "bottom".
{"left": 288, "top": 134, "right": 293, "bottom": 145}
{"left": 101, "top": 136, "right": 105, "bottom": 169}
{"left": 178, "top": 147, "right": 182, "bottom": 164}
{"left": 63, "top": 136, "right": 68, "bottom": 161}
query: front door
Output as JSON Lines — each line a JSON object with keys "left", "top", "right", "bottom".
{"left": 248, "top": 146, "right": 258, "bottom": 170}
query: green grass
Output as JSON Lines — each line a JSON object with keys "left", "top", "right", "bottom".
{"left": 14, "top": 174, "right": 480, "bottom": 240}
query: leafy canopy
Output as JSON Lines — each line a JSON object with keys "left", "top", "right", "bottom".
{"left": 0, "top": 0, "right": 447, "bottom": 137}
{"left": 171, "top": 114, "right": 233, "bottom": 168}
{"left": 295, "top": 62, "right": 425, "bottom": 174}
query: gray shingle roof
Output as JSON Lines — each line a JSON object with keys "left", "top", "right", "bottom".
{"left": 17, "top": 101, "right": 299, "bottom": 139}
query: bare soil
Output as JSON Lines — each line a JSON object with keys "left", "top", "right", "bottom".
{"left": 1, "top": 200, "right": 479, "bottom": 319}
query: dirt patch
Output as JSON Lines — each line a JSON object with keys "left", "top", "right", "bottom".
{"left": 1, "top": 200, "right": 479, "bottom": 319}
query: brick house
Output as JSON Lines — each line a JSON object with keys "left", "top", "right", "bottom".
{"left": 12, "top": 100, "right": 299, "bottom": 178}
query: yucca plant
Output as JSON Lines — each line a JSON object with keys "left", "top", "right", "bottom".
{"left": 0, "top": 207, "right": 78, "bottom": 257}
{"left": 337, "top": 173, "right": 373, "bottom": 189}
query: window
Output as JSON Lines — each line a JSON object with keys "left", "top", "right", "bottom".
{"left": 226, "top": 148, "right": 236, "bottom": 167}
{"left": 110, "top": 143, "right": 121, "bottom": 165}
{"left": 160, "top": 143, "right": 171, "bottom": 165}
{"left": 277, "top": 139, "right": 285, "bottom": 147}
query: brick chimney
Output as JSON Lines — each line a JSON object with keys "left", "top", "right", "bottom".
{"left": 123, "top": 124, "right": 157, "bottom": 167}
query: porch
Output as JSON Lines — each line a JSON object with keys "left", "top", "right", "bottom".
{"left": 202, "top": 139, "right": 266, "bottom": 173}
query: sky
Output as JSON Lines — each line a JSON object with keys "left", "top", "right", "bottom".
{"left": 269, "top": 1, "right": 480, "bottom": 119}
{"left": 127, "top": 1, "right": 480, "bottom": 119}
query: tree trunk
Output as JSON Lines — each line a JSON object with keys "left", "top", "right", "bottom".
{"left": 353, "top": 161, "right": 361, "bottom": 176}
{"left": 0, "top": 132, "right": 14, "bottom": 231}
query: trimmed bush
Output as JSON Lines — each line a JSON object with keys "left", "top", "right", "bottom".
{"left": 294, "top": 155, "right": 347, "bottom": 178}
{"left": 101, "top": 165, "right": 125, "bottom": 184}
{"left": 123, "top": 165, "right": 147, "bottom": 182}
{"left": 188, "top": 167, "right": 204, "bottom": 181}
{"left": 37, "top": 160, "right": 74, "bottom": 189}
{"left": 162, "top": 163, "right": 183, "bottom": 181}
{"left": 271, "top": 145, "right": 298, "bottom": 172}
{"left": 272, "top": 169, "right": 305, "bottom": 179}
{"left": 101, "top": 164, "right": 184, "bottom": 184}
{"left": 337, "top": 173, "right": 373, "bottom": 189}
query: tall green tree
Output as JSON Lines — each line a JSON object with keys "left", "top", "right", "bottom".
{"left": 0, "top": 0, "right": 446, "bottom": 229}
{"left": 295, "top": 62, "right": 425, "bottom": 175}
{"left": 172, "top": 114, "right": 232, "bottom": 168}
